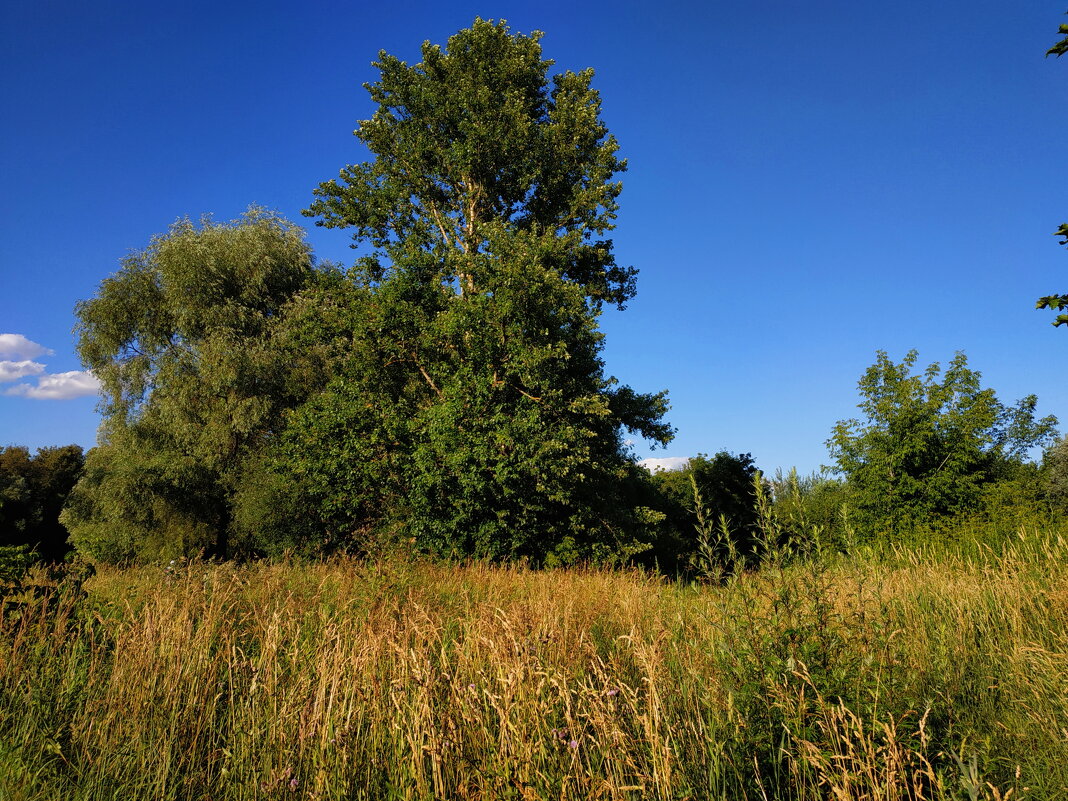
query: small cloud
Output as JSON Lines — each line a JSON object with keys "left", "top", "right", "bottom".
{"left": 5, "top": 371, "right": 101, "bottom": 400}
{"left": 0, "top": 334, "right": 54, "bottom": 360}
{"left": 640, "top": 456, "right": 691, "bottom": 473}
{"left": 0, "top": 360, "right": 46, "bottom": 383}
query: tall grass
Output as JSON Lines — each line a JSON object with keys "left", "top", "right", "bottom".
{"left": 2, "top": 525, "right": 1067, "bottom": 799}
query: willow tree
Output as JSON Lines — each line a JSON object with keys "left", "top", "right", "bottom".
{"left": 63, "top": 209, "right": 318, "bottom": 562}
{"left": 274, "top": 18, "right": 672, "bottom": 562}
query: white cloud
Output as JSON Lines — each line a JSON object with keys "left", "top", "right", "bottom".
{"left": 0, "top": 333, "right": 54, "bottom": 360}
{"left": 4, "top": 371, "right": 101, "bottom": 400}
{"left": 640, "top": 456, "right": 691, "bottom": 473}
{"left": 0, "top": 334, "right": 99, "bottom": 400}
{"left": 0, "top": 360, "right": 46, "bottom": 382}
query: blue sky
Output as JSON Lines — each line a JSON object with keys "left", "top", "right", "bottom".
{"left": 1, "top": 0, "right": 1065, "bottom": 475}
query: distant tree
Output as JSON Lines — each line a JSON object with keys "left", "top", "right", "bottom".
{"left": 0, "top": 445, "right": 84, "bottom": 562}
{"left": 1045, "top": 435, "right": 1068, "bottom": 511}
{"left": 765, "top": 469, "right": 854, "bottom": 554}
{"left": 266, "top": 18, "right": 672, "bottom": 563}
{"left": 0, "top": 448, "right": 34, "bottom": 545}
{"left": 62, "top": 209, "right": 319, "bottom": 562}
{"left": 645, "top": 452, "right": 760, "bottom": 572}
{"left": 1039, "top": 17, "right": 1068, "bottom": 326}
{"left": 828, "top": 351, "right": 1058, "bottom": 537}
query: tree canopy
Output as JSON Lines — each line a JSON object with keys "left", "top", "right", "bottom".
{"left": 307, "top": 18, "right": 639, "bottom": 312}
{"left": 262, "top": 18, "right": 672, "bottom": 563}
{"left": 63, "top": 20, "right": 672, "bottom": 565}
{"left": 1045, "top": 435, "right": 1068, "bottom": 511}
{"left": 828, "top": 350, "right": 1057, "bottom": 536}
{"left": 63, "top": 209, "right": 319, "bottom": 562}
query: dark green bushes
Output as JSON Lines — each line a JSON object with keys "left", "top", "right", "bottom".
{"left": 0, "top": 445, "right": 84, "bottom": 563}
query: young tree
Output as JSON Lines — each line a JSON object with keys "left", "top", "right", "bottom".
{"left": 828, "top": 350, "right": 1057, "bottom": 537}
{"left": 273, "top": 18, "right": 672, "bottom": 562}
{"left": 63, "top": 209, "right": 319, "bottom": 562}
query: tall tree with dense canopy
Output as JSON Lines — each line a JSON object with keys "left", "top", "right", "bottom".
{"left": 270, "top": 18, "right": 672, "bottom": 562}
{"left": 828, "top": 350, "right": 1057, "bottom": 537}
{"left": 63, "top": 209, "right": 319, "bottom": 562}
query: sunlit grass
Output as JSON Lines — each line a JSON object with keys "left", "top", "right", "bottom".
{"left": 2, "top": 525, "right": 1067, "bottom": 799}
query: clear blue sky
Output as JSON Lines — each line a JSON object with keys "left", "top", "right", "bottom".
{"left": 1, "top": 0, "right": 1065, "bottom": 475}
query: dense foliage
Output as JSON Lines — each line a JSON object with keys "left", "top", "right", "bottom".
{"left": 1045, "top": 435, "right": 1068, "bottom": 512}
{"left": 61, "top": 210, "right": 319, "bottom": 563}
{"left": 61, "top": 20, "right": 672, "bottom": 565}
{"left": 249, "top": 19, "right": 672, "bottom": 563}
{"left": 45, "top": 20, "right": 1061, "bottom": 567}
{"left": 828, "top": 350, "right": 1057, "bottom": 538}
{"left": 0, "top": 445, "right": 83, "bottom": 562}
{"left": 642, "top": 452, "right": 761, "bottom": 573}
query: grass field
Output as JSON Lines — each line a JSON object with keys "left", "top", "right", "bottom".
{"left": 2, "top": 526, "right": 1068, "bottom": 800}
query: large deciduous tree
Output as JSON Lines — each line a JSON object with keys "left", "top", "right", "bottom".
{"left": 62, "top": 209, "right": 318, "bottom": 562}
{"left": 267, "top": 18, "right": 672, "bottom": 562}
{"left": 828, "top": 350, "right": 1057, "bottom": 537}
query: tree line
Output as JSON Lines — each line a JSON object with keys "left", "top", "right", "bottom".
{"left": 3, "top": 17, "right": 1066, "bottom": 570}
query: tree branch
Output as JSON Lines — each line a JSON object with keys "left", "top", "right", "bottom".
{"left": 412, "top": 353, "right": 443, "bottom": 397}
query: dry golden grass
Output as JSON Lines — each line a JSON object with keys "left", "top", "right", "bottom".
{"left": 2, "top": 528, "right": 1067, "bottom": 799}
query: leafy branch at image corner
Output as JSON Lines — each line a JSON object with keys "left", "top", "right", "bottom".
{"left": 1039, "top": 16, "right": 1068, "bottom": 325}
{"left": 1037, "top": 225, "right": 1068, "bottom": 326}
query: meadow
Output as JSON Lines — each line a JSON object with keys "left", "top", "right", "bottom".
{"left": 1, "top": 521, "right": 1067, "bottom": 801}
